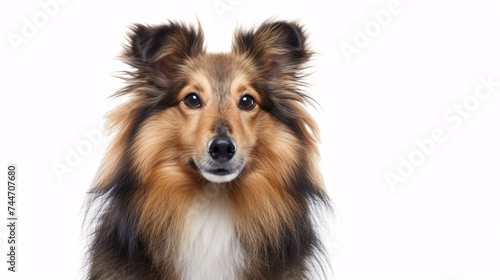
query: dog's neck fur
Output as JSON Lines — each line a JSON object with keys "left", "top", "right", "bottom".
{"left": 178, "top": 185, "right": 243, "bottom": 280}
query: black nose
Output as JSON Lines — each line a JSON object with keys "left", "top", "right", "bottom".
{"left": 208, "top": 136, "right": 236, "bottom": 163}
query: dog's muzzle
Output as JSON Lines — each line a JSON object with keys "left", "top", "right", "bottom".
{"left": 191, "top": 136, "right": 245, "bottom": 183}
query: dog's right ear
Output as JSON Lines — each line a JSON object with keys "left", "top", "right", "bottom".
{"left": 123, "top": 22, "right": 205, "bottom": 79}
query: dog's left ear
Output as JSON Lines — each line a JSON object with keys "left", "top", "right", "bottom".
{"left": 232, "top": 20, "right": 312, "bottom": 81}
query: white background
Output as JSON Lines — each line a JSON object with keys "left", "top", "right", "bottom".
{"left": 1, "top": 0, "right": 500, "bottom": 279}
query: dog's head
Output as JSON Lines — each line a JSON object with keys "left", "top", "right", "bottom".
{"left": 109, "top": 20, "right": 317, "bottom": 185}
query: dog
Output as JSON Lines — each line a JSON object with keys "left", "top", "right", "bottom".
{"left": 86, "top": 20, "right": 330, "bottom": 280}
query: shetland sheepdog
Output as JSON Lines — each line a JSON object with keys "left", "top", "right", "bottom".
{"left": 86, "top": 20, "right": 330, "bottom": 280}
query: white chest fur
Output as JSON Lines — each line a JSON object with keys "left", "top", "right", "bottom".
{"left": 178, "top": 195, "right": 244, "bottom": 280}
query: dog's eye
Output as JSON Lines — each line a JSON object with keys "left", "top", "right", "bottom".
{"left": 239, "top": 95, "right": 256, "bottom": 111}
{"left": 184, "top": 93, "right": 201, "bottom": 109}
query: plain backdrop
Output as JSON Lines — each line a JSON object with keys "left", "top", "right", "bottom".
{"left": 1, "top": 0, "right": 500, "bottom": 279}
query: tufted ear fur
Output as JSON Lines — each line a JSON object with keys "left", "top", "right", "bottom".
{"left": 232, "top": 20, "right": 312, "bottom": 82}
{"left": 123, "top": 21, "right": 205, "bottom": 80}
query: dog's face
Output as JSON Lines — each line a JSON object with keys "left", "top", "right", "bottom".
{"left": 115, "top": 21, "right": 316, "bottom": 185}
{"left": 170, "top": 54, "right": 262, "bottom": 183}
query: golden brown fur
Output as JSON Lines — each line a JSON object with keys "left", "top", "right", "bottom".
{"left": 86, "top": 20, "right": 329, "bottom": 280}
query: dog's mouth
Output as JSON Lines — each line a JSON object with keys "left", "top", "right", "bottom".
{"left": 189, "top": 158, "right": 245, "bottom": 183}
{"left": 208, "top": 168, "right": 232, "bottom": 175}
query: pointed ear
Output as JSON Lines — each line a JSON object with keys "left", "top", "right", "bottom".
{"left": 123, "top": 22, "right": 204, "bottom": 79}
{"left": 232, "top": 20, "right": 312, "bottom": 81}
